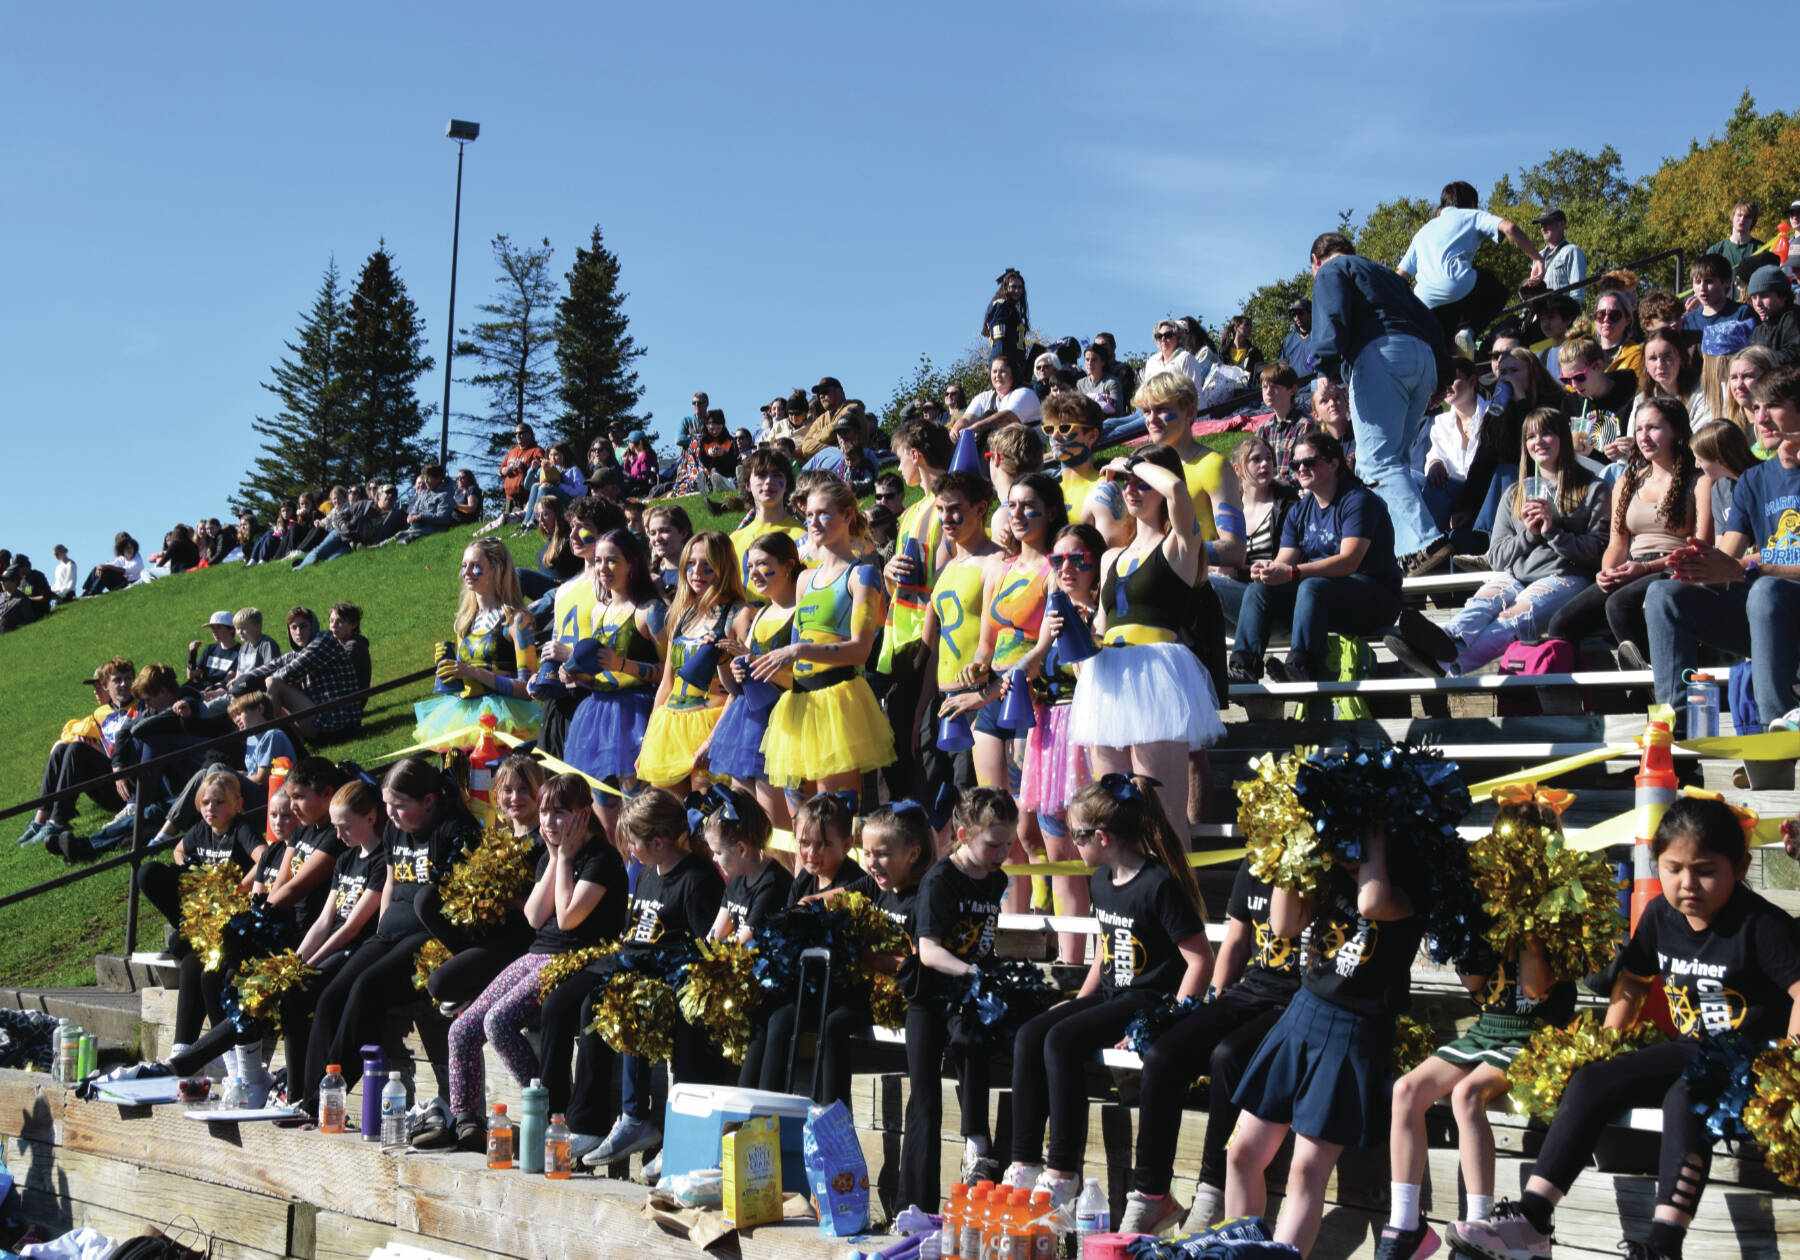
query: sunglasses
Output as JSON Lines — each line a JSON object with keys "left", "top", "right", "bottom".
{"left": 1154, "top": 331, "right": 1177, "bottom": 341}
{"left": 875, "top": 489, "right": 903, "bottom": 500}
{"left": 1071, "top": 827, "right": 1100, "bottom": 843}
{"left": 1594, "top": 309, "right": 1627, "bottom": 321}
{"left": 1290, "top": 456, "right": 1322, "bottom": 473}
{"left": 1043, "top": 424, "right": 1097, "bottom": 439}
{"left": 1049, "top": 552, "right": 1094, "bottom": 571}
{"left": 1559, "top": 371, "right": 1591, "bottom": 386}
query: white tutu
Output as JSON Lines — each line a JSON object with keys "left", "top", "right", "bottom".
{"left": 1068, "top": 641, "right": 1224, "bottom": 750}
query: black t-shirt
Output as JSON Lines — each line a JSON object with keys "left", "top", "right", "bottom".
{"left": 1090, "top": 862, "right": 1206, "bottom": 997}
{"left": 622, "top": 850, "right": 725, "bottom": 949}
{"left": 328, "top": 844, "right": 389, "bottom": 933}
{"left": 1226, "top": 861, "right": 1300, "bottom": 998}
{"left": 843, "top": 873, "right": 921, "bottom": 937}
{"left": 1469, "top": 957, "right": 1576, "bottom": 1023}
{"left": 1299, "top": 872, "right": 1428, "bottom": 1016}
{"left": 1621, "top": 886, "right": 1800, "bottom": 1041}
{"left": 284, "top": 822, "right": 347, "bottom": 932}
{"left": 178, "top": 818, "right": 258, "bottom": 872}
{"left": 722, "top": 861, "right": 794, "bottom": 937}
{"left": 787, "top": 858, "right": 866, "bottom": 907}
{"left": 378, "top": 808, "right": 482, "bottom": 940}
{"left": 253, "top": 841, "right": 288, "bottom": 888}
{"left": 530, "top": 841, "right": 629, "bottom": 954}
{"left": 909, "top": 856, "right": 1006, "bottom": 999}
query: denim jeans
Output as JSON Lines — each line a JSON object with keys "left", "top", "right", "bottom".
{"left": 1098, "top": 412, "right": 1146, "bottom": 446}
{"left": 294, "top": 531, "right": 353, "bottom": 568}
{"left": 1212, "top": 574, "right": 1248, "bottom": 632}
{"left": 1416, "top": 471, "right": 1465, "bottom": 535}
{"left": 1234, "top": 573, "right": 1403, "bottom": 675}
{"left": 1645, "top": 576, "right": 1800, "bottom": 727}
{"left": 1443, "top": 573, "right": 1588, "bottom": 673}
{"left": 1345, "top": 333, "right": 1440, "bottom": 555}
{"left": 516, "top": 567, "right": 560, "bottom": 599}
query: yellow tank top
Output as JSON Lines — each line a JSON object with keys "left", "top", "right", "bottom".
{"left": 932, "top": 557, "right": 989, "bottom": 688}
{"left": 1182, "top": 448, "right": 1224, "bottom": 542}
{"left": 729, "top": 516, "right": 810, "bottom": 605}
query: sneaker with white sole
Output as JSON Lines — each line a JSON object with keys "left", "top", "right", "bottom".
{"left": 1031, "top": 1169, "right": 1082, "bottom": 1211}
{"left": 1002, "top": 1161, "right": 1042, "bottom": 1191}
{"left": 568, "top": 1131, "right": 603, "bottom": 1165}
{"left": 1373, "top": 1221, "right": 1440, "bottom": 1260}
{"left": 583, "top": 1114, "right": 661, "bottom": 1167}
{"left": 641, "top": 1150, "right": 662, "bottom": 1184}
{"left": 1182, "top": 1182, "right": 1225, "bottom": 1232}
{"left": 1118, "top": 1190, "right": 1186, "bottom": 1237}
{"left": 1445, "top": 1200, "right": 1551, "bottom": 1260}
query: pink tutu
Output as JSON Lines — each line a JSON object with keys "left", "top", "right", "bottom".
{"left": 1019, "top": 702, "right": 1092, "bottom": 815}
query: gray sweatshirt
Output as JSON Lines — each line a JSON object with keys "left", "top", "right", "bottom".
{"left": 1485, "top": 474, "right": 1611, "bottom": 583}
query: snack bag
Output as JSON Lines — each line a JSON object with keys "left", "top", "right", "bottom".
{"left": 802, "top": 1101, "right": 868, "bottom": 1237}
{"left": 721, "top": 1115, "right": 781, "bottom": 1229}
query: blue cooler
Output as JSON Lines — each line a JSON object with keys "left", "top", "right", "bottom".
{"left": 660, "top": 1084, "right": 813, "bottom": 1194}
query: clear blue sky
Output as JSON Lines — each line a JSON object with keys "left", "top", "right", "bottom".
{"left": 3, "top": 2, "right": 1788, "bottom": 577}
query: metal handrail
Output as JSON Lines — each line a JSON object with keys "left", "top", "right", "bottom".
{"left": 1, "top": 663, "right": 435, "bottom": 954}
{"left": 1488, "top": 246, "right": 1685, "bottom": 324}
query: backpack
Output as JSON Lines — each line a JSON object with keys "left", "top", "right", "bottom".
{"left": 1494, "top": 637, "right": 1580, "bottom": 715}
{"left": 1293, "top": 634, "right": 1373, "bottom": 722}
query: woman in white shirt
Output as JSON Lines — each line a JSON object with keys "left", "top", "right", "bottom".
{"left": 51, "top": 545, "right": 77, "bottom": 602}
{"left": 1417, "top": 358, "right": 1488, "bottom": 535}
{"left": 952, "top": 351, "right": 1042, "bottom": 436}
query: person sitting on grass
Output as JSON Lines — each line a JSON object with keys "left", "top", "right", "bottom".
{"left": 137, "top": 689, "right": 297, "bottom": 860}
{"left": 187, "top": 612, "right": 240, "bottom": 692}
{"left": 231, "top": 606, "right": 364, "bottom": 741}
{"left": 18, "top": 658, "right": 137, "bottom": 851}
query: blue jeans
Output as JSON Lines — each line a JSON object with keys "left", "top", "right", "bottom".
{"left": 517, "top": 567, "right": 560, "bottom": 599}
{"left": 1442, "top": 573, "right": 1588, "bottom": 673}
{"left": 1645, "top": 576, "right": 1800, "bottom": 727}
{"left": 1233, "top": 573, "right": 1403, "bottom": 675}
{"left": 1211, "top": 574, "right": 1248, "bottom": 632}
{"left": 1345, "top": 334, "right": 1439, "bottom": 555}
{"left": 294, "top": 531, "right": 353, "bottom": 568}
{"left": 1098, "top": 412, "right": 1146, "bottom": 446}
{"left": 1416, "top": 472, "right": 1464, "bottom": 535}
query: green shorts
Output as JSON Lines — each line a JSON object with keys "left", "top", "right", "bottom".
{"left": 1432, "top": 1011, "right": 1537, "bottom": 1071}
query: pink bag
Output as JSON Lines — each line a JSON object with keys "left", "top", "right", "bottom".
{"left": 1495, "top": 638, "right": 1581, "bottom": 715}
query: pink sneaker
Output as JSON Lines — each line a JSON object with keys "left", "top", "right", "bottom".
{"left": 1445, "top": 1200, "right": 1551, "bottom": 1260}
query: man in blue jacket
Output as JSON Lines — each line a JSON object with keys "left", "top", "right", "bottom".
{"left": 1307, "top": 232, "right": 1453, "bottom": 575}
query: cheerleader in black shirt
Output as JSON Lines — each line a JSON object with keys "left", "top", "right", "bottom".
{"left": 1003, "top": 774, "right": 1211, "bottom": 1211}
{"left": 701, "top": 787, "right": 790, "bottom": 944}
{"left": 1449, "top": 797, "right": 1800, "bottom": 1260}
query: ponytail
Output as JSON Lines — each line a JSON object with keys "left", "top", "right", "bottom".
{"left": 1067, "top": 774, "right": 1206, "bottom": 919}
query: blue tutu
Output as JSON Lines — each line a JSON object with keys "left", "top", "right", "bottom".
{"left": 707, "top": 690, "right": 779, "bottom": 781}
{"left": 563, "top": 689, "right": 654, "bottom": 781}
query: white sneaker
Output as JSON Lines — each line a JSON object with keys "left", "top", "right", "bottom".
{"left": 1031, "top": 1169, "right": 1082, "bottom": 1211}
{"left": 1118, "top": 1190, "right": 1185, "bottom": 1236}
{"left": 1445, "top": 1200, "right": 1551, "bottom": 1260}
{"left": 1002, "top": 1161, "right": 1042, "bottom": 1191}
{"left": 1769, "top": 707, "right": 1800, "bottom": 732}
{"left": 641, "top": 1150, "right": 662, "bottom": 1184}
{"left": 1183, "top": 1182, "right": 1225, "bottom": 1232}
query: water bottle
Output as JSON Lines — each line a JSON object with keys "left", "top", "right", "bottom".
{"left": 358, "top": 1045, "right": 385, "bottom": 1140}
{"left": 77, "top": 1034, "right": 96, "bottom": 1081}
{"left": 54, "top": 1019, "right": 75, "bottom": 1083}
{"left": 486, "top": 1103, "right": 514, "bottom": 1169}
{"left": 544, "top": 1113, "right": 572, "bottom": 1180}
{"left": 219, "top": 1075, "right": 248, "bottom": 1109}
{"left": 1074, "top": 1177, "right": 1109, "bottom": 1242}
{"left": 1686, "top": 671, "right": 1720, "bottom": 740}
{"left": 318, "top": 1064, "right": 347, "bottom": 1133}
{"left": 1490, "top": 378, "right": 1512, "bottom": 413}
{"left": 519, "top": 1078, "right": 548, "bottom": 1175}
{"left": 380, "top": 1071, "right": 407, "bottom": 1146}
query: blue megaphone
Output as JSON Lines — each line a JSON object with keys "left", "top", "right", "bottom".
{"left": 530, "top": 659, "right": 567, "bottom": 701}
{"left": 678, "top": 641, "right": 724, "bottom": 691}
{"left": 432, "top": 641, "right": 460, "bottom": 695}
{"left": 1047, "top": 589, "right": 1100, "bottom": 664}
{"left": 949, "top": 429, "right": 983, "bottom": 476}
{"left": 736, "top": 656, "right": 781, "bottom": 709}
{"left": 937, "top": 709, "right": 975, "bottom": 752}
{"left": 998, "top": 668, "right": 1036, "bottom": 732}
{"left": 568, "top": 637, "right": 604, "bottom": 678}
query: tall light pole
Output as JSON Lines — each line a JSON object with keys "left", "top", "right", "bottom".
{"left": 440, "top": 119, "right": 480, "bottom": 466}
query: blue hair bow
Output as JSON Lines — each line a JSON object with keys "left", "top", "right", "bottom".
{"left": 1097, "top": 772, "right": 1158, "bottom": 805}
{"left": 684, "top": 785, "right": 742, "bottom": 834}
{"left": 812, "top": 787, "right": 860, "bottom": 818}
{"left": 890, "top": 799, "right": 929, "bottom": 830}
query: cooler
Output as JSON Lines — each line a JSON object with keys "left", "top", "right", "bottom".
{"left": 660, "top": 1084, "right": 813, "bottom": 1194}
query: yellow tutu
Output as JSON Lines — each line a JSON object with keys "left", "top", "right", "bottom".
{"left": 760, "top": 677, "right": 896, "bottom": 788}
{"left": 636, "top": 704, "right": 725, "bottom": 788}
{"left": 412, "top": 693, "right": 540, "bottom": 748}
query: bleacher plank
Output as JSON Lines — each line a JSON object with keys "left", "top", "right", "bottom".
{"left": 1230, "top": 669, "right": 1653, "bottom": 700}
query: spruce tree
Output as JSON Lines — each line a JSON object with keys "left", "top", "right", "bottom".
{"left": 339, "top": 242, "right": 434, "bottom": 485}
{"left": 236, "top": 259, "right": 353, "bottom": 514}
{"left": 554, "top": 225, "right": 647, "bottom": 446}
{"left": 455, "top": 234, "right": 560, "bottom": 466}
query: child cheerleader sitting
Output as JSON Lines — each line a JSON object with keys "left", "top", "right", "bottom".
{"left": 1448, "top": 796, "right": 1800, "bottom": 1260}
{"left": 1226, "top": 824, "right": 1426, "bottom": 1258}
{"left": 709, "top": 533, "right": 802, "bottom": 830}
{"left": 899, "top": 787, "right": 1016, "bottom": 1211}
{"left": 637, "top": 531, "right": 745, "bottom": 791}
{"left": 1004, "top": 774, "right": 1212, "bottom": 1209}
{"left": 702, "top": 786, "right": 790, "bottom": 944}
{"left": 413, "top": 539, "right": 541, "bottom": 747}
{"left": 425, "top": 773, "right": 626, "bottom": 1151}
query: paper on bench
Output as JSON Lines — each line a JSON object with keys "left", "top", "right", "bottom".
{"left": 184, "top": 1106, "right": 304, "bottom": 1122}
{"left": 94, "top": 1078, "right": 184, "bottom": 1105}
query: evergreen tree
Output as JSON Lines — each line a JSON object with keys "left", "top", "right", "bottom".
{"left": 554, "top": 225, "right": 647, "bottom": 446}
{"left": 339, "top": 242, "right": 434, "bottom": 485}
{"left": 235, "top": 259, "right": 353, "bottom": 514}
{"left": 455, "top": 234, "right": 560, "bottom": 466}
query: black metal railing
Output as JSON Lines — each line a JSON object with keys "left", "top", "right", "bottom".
{"left": 0, "top": 665, "right": 434, "bottom": 954}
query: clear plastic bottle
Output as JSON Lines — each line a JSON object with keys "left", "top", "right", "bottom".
{"left": 1074, "top": 1177, "right": 1109, "bottom": 1241}
{"left": 544, "top": 1113, "right": 572, "bottom": 1179}
{"left": 318, "top": 1065, "right": 347, "bottom": 1133}
{"left": 380, "top": 1071, "right": 407, "bottom": 1145}
{"left": 219, "top": 1076, "right": 248, "bottom": 1109}
{"left": 1686, "top": 671, "right": 1720, "bottom": 739}
{"left": 486, "top": 1102, "right": 514, "bottom": 1169}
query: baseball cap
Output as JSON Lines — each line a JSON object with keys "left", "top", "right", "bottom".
{"left": 1287, "top": 297, "right": 1312, "bottom": 313}
{"left": 1533, "top": 207, "right": 1567, "bottom": 225}
{"left": 206, "top": 610, "right": 234, "bottom": 628}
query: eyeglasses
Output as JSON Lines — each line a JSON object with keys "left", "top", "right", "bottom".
{"left": 1559, "top": 371, "right": 1591, "bottom": 386}
{"left": 1594, "top": 309, "right": 1627, "bottom": 321}
{"left": 1049, "top": 552, "right": 1094, "bottom": 571}
{"left": 1043, "top": 423, "right": 1096, "bottom": 439}
{"left": 1154, "top": 330, "right": 1177, "bottom": 341}
{"left": 1290, "top": 456, "right": 1322, "bottom": 472}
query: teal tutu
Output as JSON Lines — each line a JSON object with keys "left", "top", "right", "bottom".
{"left": 413, "top": 692, "right": 541, "bottom": 747}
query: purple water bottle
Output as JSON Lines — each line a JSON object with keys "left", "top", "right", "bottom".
{"left": 360, "top": 1045, "right": 385, "bottom": 1140}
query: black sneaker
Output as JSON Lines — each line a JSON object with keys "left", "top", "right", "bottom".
{"left": 1227, "top": 655, "right": 1263, "bottom": 686}
{"left": 1264, "top": 658, "right": 1313, "bottom": 684}
{"left": 1402, "top": 536, "right": 1453, "bottom": 577}
{"left": 1397, "top": 607, "right": 1457, "bottom": 662}
{"left": 1617, "top": 641, "right": 1649, "bottom": 672}
{"left": 1373, "top": 1222, "right": 1440, "bottom": 1260}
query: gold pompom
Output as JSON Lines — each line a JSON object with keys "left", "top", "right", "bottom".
{"left": 536, "top": 943, "right": 617, "bottom": 1001}
{"left": 438, "top": 823, "right": 537, "bottom": 933}
{"left": 412, "top": 939, "right": 452, "bottom": 991}
{"left": 1469, "top": 814, "right": 1623, "bottom": 979}
{"left": 1390, "top": 1016, "right": 1437, "bottom": 1077}
{"left": 179, "top": 865, "right": 251, "bottom": 972}
{"left": 234, "top": 950, "right": 316, "bottom": 1027}
{"left": 1746, "top": 1039, "right": 1800, "bottom": 1188}
{"left": 1235, "top": 752, "right": 1327, "bottom": 893}
{"left": 588, "top": 972, "right": 678, "bottom": 1062}
{"left": 869, "top": 972, "right": 908, "bottom": 1030}
{"left": 677, "top": 938, "right": 759, "bottom": 1064}
{"left": 1507, "top": 1012, "right": 1664, "bottom": 1122}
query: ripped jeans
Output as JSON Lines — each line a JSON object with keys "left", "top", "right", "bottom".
{"left": 1442, "top": 573, "right": 1588, "bottom": 674}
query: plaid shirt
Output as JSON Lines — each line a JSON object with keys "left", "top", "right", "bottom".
{"left": 245, "top": 631, "right": 363, "bottom": 733}
{"left": 1252, "top": 407, "right": 1314, "bottom": 483}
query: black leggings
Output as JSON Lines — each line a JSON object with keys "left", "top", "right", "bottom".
{"left": 415, "top": 888, "right": 531, "bottom": 1005}
{"left": 1533, "top": 1041, "right": 1707, "bottom": 1215}
{"left": 1544, "top": 568, "right": 1666, "bottom": 656}
{"left": 39, "top": 739, "right": 118, "bottom": 825}
{"left": 1132, "top": 985, "right": 1288, "bottom": 1196}
{"left": 173, "top": 953, "right": 227, "bottom": 1047}
{"left": 741, "top": 998, "right": 869, "bottom": 1106}
{"left": 1010, "top": 991, "right": 1160, "bottom": 1172}
{"left": 538, "top": 968, "right": 614, "bottom": 1136}
{"left": 300, "top": 931, "right": 428, "bottom": 1113}
{"left": 898, "top": 1002, "right": 992, "bottom": 1216}
{"left": 1431, "top": 268, "right": 1509, "bottom": 342}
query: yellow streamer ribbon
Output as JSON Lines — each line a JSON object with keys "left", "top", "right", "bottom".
{"left": 1000, "top": 847, "right": 1246, "bottom": 877}
{"left": 1467, "top": 745, "right": 1635, "bottom": 798}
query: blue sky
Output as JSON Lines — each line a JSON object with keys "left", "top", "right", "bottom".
{"left": 3, "top": 1, "right": 1789, "bottom": 576}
